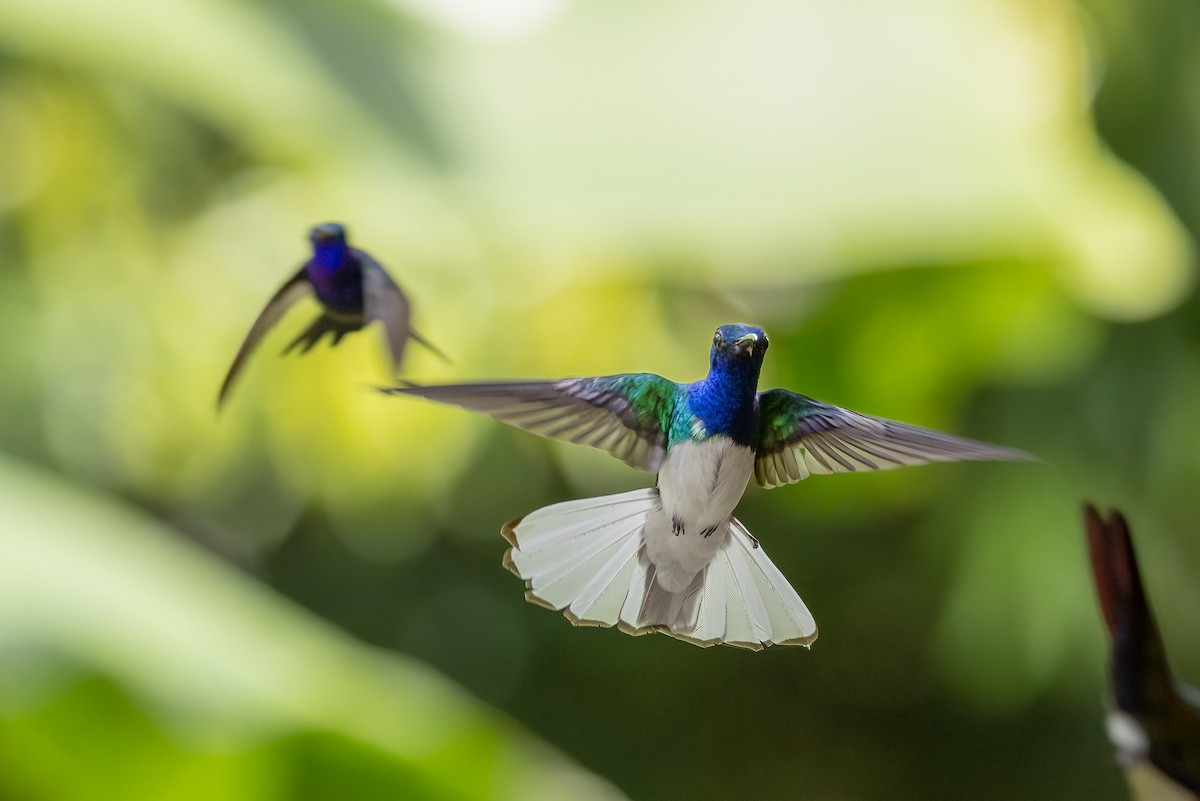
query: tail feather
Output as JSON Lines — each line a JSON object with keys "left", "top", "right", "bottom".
{"left": 638, "top": 566, "right": 704, "bottom": 633}
{"left": 614, "top": 550, "right": 654, "bottom": 636}
{"left": 502, "top": 491, "right": 818, "bottom": 650}
{"left": 689, "top": 555, "right": 728, "bottom": 645}
{"left": 729, "top": 518, "right": 816, "bottom": 644}
{"left": 533, "top": 533, "right": 634, "bottom": 611}
{"left": 722, "top": 546, "right": 769, "bottom": 646}
{"left": 503, "top": 489, "right": 655, "bottom": 613}
{"left": 284, "top": 313, "right": 361, "bottom": 356}
{"left": 565, "top": 535, "right": 642, "bottom": 626}
{"left": 519, "top": 514, "right": 630, "bottom": 587}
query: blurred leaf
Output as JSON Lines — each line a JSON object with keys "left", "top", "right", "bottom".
{"left": 267, "top": 0, "right": 451, "bottom": 166}
{"left": 0, "top": 454, "right": 627, "bottom": 801}
{"left": 1, "top": 0, "right": 1199, "bottom": 798}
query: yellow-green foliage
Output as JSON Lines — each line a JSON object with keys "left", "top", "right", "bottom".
{"left": 0, "top": 0, "right": 1198, "bottom": 799}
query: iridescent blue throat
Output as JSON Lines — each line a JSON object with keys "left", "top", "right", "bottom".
{"left": 306, "top": 241, "right": 363, "bottom": 313}
{"left": 683, "top": 351, "right": 762, "bottom": 447}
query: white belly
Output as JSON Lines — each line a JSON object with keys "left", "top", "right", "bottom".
{"left": 643, "top": 438, "right": 755, "bottom": 592}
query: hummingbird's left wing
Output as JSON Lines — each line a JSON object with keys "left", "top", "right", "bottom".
{"left": 753, "top": 389, "right": 1031, "bottom": 488}
{"left": 361, "top": 254, "right": 448, "bottom": 369}
{"left": 217, "top": 267, "right": 312, "bottom": 409}
{"left": 384, "top": 374, "right": 679, "bottom": 471}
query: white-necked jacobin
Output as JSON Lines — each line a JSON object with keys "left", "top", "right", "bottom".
{"left": 218, "top": 222, "right": 444, "bottom": 408}
{"left": 383, "top": 324, "right": 1031, "bottom": 650}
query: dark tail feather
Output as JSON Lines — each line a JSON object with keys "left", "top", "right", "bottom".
{"left": 1084, "top": 505, "right": 1200, "bottom": 795}
{"left": 1084, "top": 506, "right": 1137, "bottom": 637}
{"left": 1084, "top": 504, "right": 1151, "bottom": 641}
{"left": 284, "top": 314, "right": 361, "bottom": 356}
{"left": 1084, "top": 504, "right": 1174, "bottom": 715}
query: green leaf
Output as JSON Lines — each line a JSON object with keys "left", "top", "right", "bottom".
{"left": 0, "top": 454, "right": 627, "bottom": 801}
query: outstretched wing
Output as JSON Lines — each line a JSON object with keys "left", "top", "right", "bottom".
{"left": 754, "top": 389, "right": 1032, "bottom": 488}
{"left": 217, "top": 267, "right": 312, "bottom": 410}
{"left": 384, "top": 374, "right": 679, "bottom": 471}
{"left": 361, "top": 254, "right": 412, "bottom": 370}
{"left": 361, "top": 254, "right": 449, "bottom": 369}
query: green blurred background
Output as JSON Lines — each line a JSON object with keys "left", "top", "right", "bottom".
{"left": 1, "top": 0, "right": 1198, "bottom": 798}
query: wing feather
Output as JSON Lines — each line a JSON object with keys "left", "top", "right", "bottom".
{"left": 754, "top": 389, "right": 1032, "bottom": 488}
{"left": 384, "top": 374, "right": 679, "bottom": 471}
{"left": 361, "top": 255, "right": 413, "bottom": 371}
{"left": 217, "top": 268, "right": 312, "bottom": 409}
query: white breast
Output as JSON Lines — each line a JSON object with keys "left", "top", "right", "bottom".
{"left": 657, "top": 439, "right": 755, "bottom": 529}
{"left": 642, "top": 438, "right": 756, "bottom": 592}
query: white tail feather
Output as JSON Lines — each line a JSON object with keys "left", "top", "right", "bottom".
{"left": 501, "top": 490, "right": 818, "bottom": 650}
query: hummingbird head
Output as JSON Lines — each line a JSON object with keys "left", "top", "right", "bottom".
{"left": 693, "top": 324, "right": 768, "bottom": 439}
{"left": 309, "top": 222, "right": 347, "bottom": 246}
{"left": 308, "top": 222, "right": 350, "bottom": 266}
{"left": 710, "top": 324, "right": 768, "bottom": 367}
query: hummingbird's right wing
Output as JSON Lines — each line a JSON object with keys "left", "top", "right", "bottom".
{"left": 384, "top": 374, "right": 679, "bottom": 471}
{"left": 217, "top": 267, "right": 312, "bottom": 409}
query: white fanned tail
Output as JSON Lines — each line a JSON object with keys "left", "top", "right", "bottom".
{"left": 501, "top": 489, "right": 817, "bottom": 650}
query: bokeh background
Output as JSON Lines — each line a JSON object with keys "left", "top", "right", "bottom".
{"left": 1, "top": 0, "right": 1198, "bottom": 799}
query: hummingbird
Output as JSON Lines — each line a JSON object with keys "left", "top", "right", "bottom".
{"left": 217, "top": 222, "right": 445, "bottom": 408}
{"left": 1084, "top": 505, "right": 1200, "bottom": 800}
{"left": 383, "top": 323, "right": 1030, "bottom": 650}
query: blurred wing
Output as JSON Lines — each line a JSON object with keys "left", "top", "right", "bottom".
{"left": 217, "top": 268, "right": 312, "bottom": 409}
{"left": 385, "top": 374, "right": 679, "bottom": 471}
{"left": 754, "top": 389, "right": 1032, "bottom": 488}
{"left": 361, "top": 255, "right": 412, "bottom": 370}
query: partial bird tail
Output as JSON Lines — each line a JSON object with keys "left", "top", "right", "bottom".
{"left": 408, "top": 328, "right": 451, "bottom": 364}
{"left": 501, "top": 489, "right": 817, "bottom": 650}
{"left": 1084, "top": 504, "right": 1153, "bottom": 643}
{"left": 1083, "top": 505, "right": 1177, "bottom": 720}
{"left": 283, "top": 313, "right": 361, "bottom": 355}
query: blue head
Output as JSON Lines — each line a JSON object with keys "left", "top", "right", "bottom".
{"left": 709, "top": 324, "right": 768, "bottom": 381}
{"left": 308, "top": 222, "right": 350, "bottom": 268}
{"left": 686, "top": 324, "right": 768, "bottom": 444}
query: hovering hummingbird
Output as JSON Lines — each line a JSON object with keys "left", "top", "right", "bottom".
{"left": 383, "top": 324, "right": 1030, "bottom": 650}
{"left": 1084, "top": 505, "right": 1200, "bottom": 800}
{"left": 217, "top": 222, "right": 445, "bottom": 408}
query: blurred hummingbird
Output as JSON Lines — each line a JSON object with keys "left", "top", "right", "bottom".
{"left": 217, "top": 222, "right": 445, "bottom": 408}
{"left": 383, "top": 324, "right": 1030, "bottom": 650}
{"left": 1084, "top": 505, "right": 1200, "bottom": 800}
